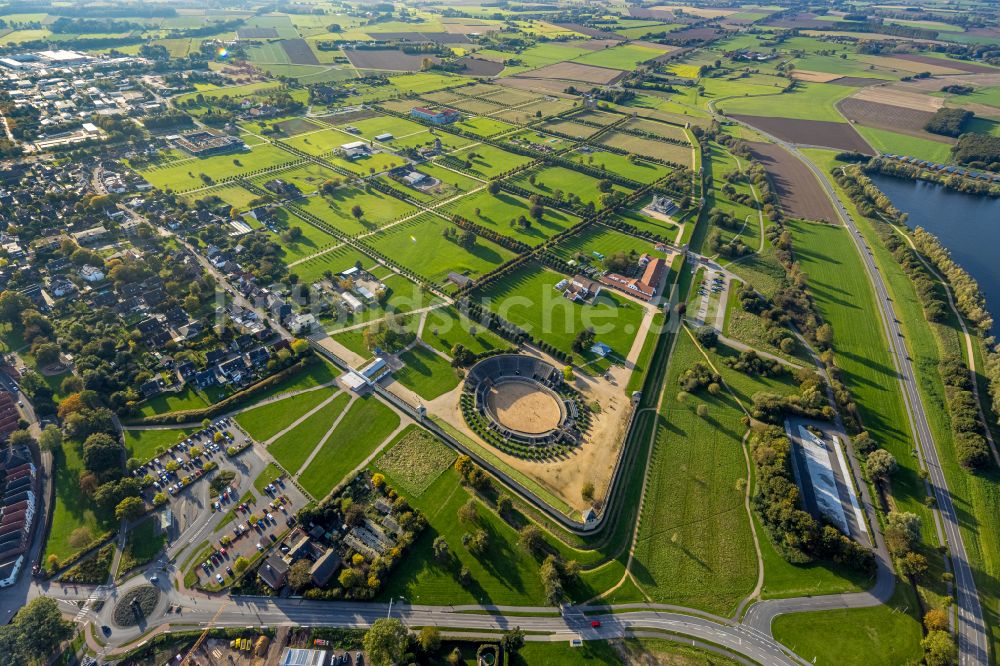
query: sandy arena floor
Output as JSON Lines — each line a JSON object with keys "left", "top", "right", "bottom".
{"left": 487, "top": 379, "right": 563, "bottom": 435}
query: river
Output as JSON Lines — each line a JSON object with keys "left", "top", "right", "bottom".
{"left": 869, "top": 173, "right": 1000, "bottom": 328}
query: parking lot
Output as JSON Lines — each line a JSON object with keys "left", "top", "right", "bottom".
{"left": 187, "top": 465, "right": 308, "bottom": 591}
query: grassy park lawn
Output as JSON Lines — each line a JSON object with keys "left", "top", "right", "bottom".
{"left": 548, "top": 224, "right": 662, "bottom": 265}
{"left": 631, "top": 332, "right": 758, "bottom": 614}
{"left": 448, "top": 144, "right": 534, "bottom": 178}
{"left": 294, "top": 186, "right": 418, "bottom": 234}
{"left": 772, "top": 586, "right": 923, "bottom": 665}
{"left": 138, "top": 386, "right": 210, "bottom": 417}
{"left": 717, "top": 82, "right": 856, "bottom": 122}
{"left": 235, "top": 386, "right": 338, "bottom": 442}
{"left": 422, "top": 306, "right": 507, "bottom": 356}
{"left": 511, "top": 165, "right": 632, "bottom": 207}
{"left": 298, "top": 395, "right": 400, "bottom": 499}
{"left": 445, "top": 189, "right": 579, "bottom": 246}
{"left": 254, "top": 463, "right": 285, "bottom": 492}
{"left": 566, "top": 149, "right": 671, "bottom": 184}
{"left": 138, "top": 144, "right": 298, "bottom": 191}
{"left": 373, "top": 464, "right": 549, "bottom": 605}
{"left": 392, "top": 344, "right": 461, "bottom": 400}
{"left": 124, "top": 427, "right": 196, "bottom": 463}
{"left": 118, "top": 518, "right": 166, "bottom": 575}
{"left": 360, "top": 213, "right": 516, "bottom": 283}
{"left": 452, "top": 116, "right": 516, "bottom": 138}
{"left": 268, "top": 392, "right": 351, "bottom": 473}
{"left": 191, "top": 183, "right": 261, "bottom": 211}
{"left": 478, "top": 261, "right": 644, "bottom": 356}
{"left": 271, "top": 212, "right": 340, "bottom": 262}
{"left": 45, "top": 441, "right": 114, "bottom": 564}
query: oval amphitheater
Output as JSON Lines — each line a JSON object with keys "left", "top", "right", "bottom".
{"left": 464, "top": 354, "right": 580, "bottom": 447}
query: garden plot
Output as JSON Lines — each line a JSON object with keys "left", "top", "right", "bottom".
{"left": 598, "top": 131, "right": 692, "bottom": 167}
{"left": 622, "top": 117, "right": 689, "bottom": 142}
{"left": 444, "top": 189, "right": 580, "bottom": 246}
{"left": 375, "top": 427, "right": 457, "bottom": 497}
{"left": 538, "top": 119, "right": 599, "bottom": 139}
{"left": 446, "top": 97, "right": 506, "bottom": 116}
{"left": 447, "top": 144, "right": 535, "bottom": 178}
{"left": 360, "top": 213, "right": 516, "bottom": 283}
{"left": 493, "top": 98, "right": 576, "bottom": 125}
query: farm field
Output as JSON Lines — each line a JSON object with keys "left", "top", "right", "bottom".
{"left": 718, "top": 82, "right": 856, "bottom": 122}
{"left": 745, "top": 142, "right": 838, "bottom": 222}
{"left": 297, "top": 395, "right": 401, "bottom": 499}
{"left": 571, "top": 44, "right": 667, "bottom": 70}
{"left": 730, "top": 115, "right": 873, "bottom": 154}
{"left": 597, "top": 131, "right": 692, "bottom": 167}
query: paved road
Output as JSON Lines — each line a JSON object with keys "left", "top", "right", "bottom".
{"left": 806, "top": 151, "right": 986, "bottom": 666}
{"left": 737, "top": 128, "right": 988, "bottom": 664}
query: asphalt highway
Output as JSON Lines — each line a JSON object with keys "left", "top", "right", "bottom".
{"left": 787, "top": 140, "right": 988, "bottom": 665}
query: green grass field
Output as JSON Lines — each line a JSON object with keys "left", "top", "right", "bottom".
{"left": 853, "top": 126, "right": 954, "bottom": 163}
{"left": 478, "top": 261, "right": 645, "bottom": 356}
{"left": 298, "top": 395, "right": 401, "bottom": 499}
{"left": 571, "top": 44, "right": 667, "bottom": 70}
{"left": 566, "top": 149, "right": 671, "bottom": 184}
{"left": 268, "top": 392, "right": 351, "bottom": 473}
{"left": 631, "top": 333, "right": 756, "bottom": 614}
{"left": 718, "top": 82, "right": 856, "bottom": 122}
{"left": 448, "top": 144, "right": 534, "bottom": 178}
{"left": 422, "top": 306, "right": 508, "bottom": 356}
{"left": 452, "top": 116, "right": 516, "bottom": 138}
{"left": 444, "top": 189, "right": 579, "bottom": 246}
{"left": 138, "top": 144, "right": 297, "bottom": 192}
{"left": 392, "top": 343, "right": 461, "bottom": 400}
{"left": 138, "top": 386, "right": 210, "bottom": 417}
{"left": 511, "top": 165, "right": 632, "bottom": 207}
{"left": 124, "top": 427, "right": 196, "bottom": 463}
{"left": 235, "top": 386, "right": 338, "bottom": 442}
{"left": 773, "top": 586, "right": 923, "bottom": 665}
{"left": 45, "top": 441, "right": 114, "bottom": 564}
{"left": 360, "top": 213, "right": 516, "bottom": 283}
{"left": 549, "top": 224, "right": 662, "bottom": 266}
